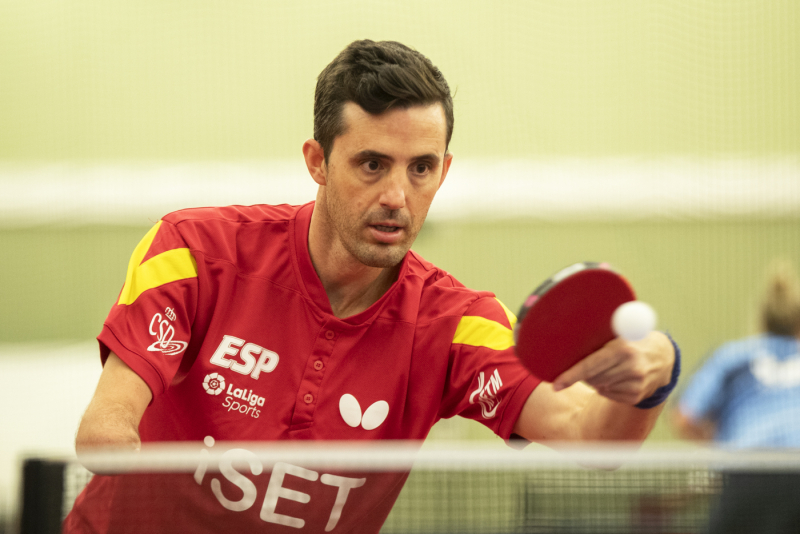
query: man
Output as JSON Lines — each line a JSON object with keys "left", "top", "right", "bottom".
{"left": 66, "top": 40, "right": 678, "bottom": 533}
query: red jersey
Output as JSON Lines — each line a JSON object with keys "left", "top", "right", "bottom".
{"left": 65, "top": 202, "right": 539, "bottom": 533}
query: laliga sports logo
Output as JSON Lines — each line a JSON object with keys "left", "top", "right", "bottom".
{"left": 147, "top": 309, "right": 189, "bottom": 356}
{"left": 203, "top": 373, "right": 226, "bottom": 395}
{"left": 204, "top": 373, "right": 265, "bottom": 419}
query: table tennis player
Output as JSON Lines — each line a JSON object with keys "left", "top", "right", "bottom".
{"left": 65, "top": 39, "right": 679, "bottom": 533}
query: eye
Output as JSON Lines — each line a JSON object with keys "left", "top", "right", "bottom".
{"left": 361, "top": 160, "right": 382, "bottom": 173}
{"left": 412, "top": 163, "right": 431, "bottom": 175}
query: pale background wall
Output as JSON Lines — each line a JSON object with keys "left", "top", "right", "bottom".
{"left": 1, "top": 0, "right": 798, "bottom": 526}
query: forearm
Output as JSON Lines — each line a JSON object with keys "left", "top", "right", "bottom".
{"left": 76, "top": 399, "right": 143, "bottom": 453}
{"left": 515, "top": 382, "right": 663, "bottom": 443}
{"left": 75, "top": 352, "right": 152, "bottom": 455}
{"left": 575, "top": 389, "right": 664, "bottom": 442}
{"left": 670, "top": 408, "right": 716, "bottom": 441}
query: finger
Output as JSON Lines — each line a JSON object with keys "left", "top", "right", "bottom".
{"left": 552, "top": 344, "right": 619, "bottom": 391}
{"left": 595, "top": 386, "right": 641, "bottom": 405}
{"left": 583, "top": 351, "right": 645, "bottom": 390}
{"left": 595, "top": 379, "right": 646, "bottom": 403}
{"left": 584, "top": 362, "right": 633, "bottom": 389}
{"left": 591, "top": 364, "right": 648, "bottom": 398}
{"left": 595, "top": 374, "right": 656, "bottom": 404}
{"left": 580, "top": 339, "right": 646, "bottom": 386}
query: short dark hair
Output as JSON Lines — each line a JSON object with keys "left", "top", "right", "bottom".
{"left": 314, "top": 40, "right": 454, "bottom": 161}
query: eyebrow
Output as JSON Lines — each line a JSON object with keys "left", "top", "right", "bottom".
{"left": 352, "top": 150, "right": 441, "bottom": 165}
{"left": 353, "top": 150, "right": 391, "bottom": 161}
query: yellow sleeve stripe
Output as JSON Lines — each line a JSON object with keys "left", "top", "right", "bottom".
{"left": 452, "top": 316, "right": 514, "bottom": 351}
{"left": 119, "top": 221, "right": 163, "bottom": 304}
{"left": 495, "top": 298, "right": 517, "bottom": 328}
{"left": 117, "top": 221, "right": 198, "bottom": 305}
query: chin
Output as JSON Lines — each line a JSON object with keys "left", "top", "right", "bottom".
{"left": 355, "top": 244, "right": 409, "bottom": 269}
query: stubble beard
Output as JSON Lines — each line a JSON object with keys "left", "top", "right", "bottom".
{"left": 324, "top": 188, "right": 419, "bottom": 269}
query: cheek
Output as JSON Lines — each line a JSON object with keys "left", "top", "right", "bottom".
{"left": 329, "top": 173, "right": 370, "bottom": 207}
{"left": 327, "top": 181, "right": 368, "bottom": 228}
{"left": 410, "top": 187, "right": 439, "bottom": 216}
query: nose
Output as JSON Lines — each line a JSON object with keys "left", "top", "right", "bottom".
{"left": 379, "top": 168, "right": 406, "bottom": 210}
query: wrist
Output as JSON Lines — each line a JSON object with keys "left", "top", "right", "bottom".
{"left": 635, "top": 332, "right": 681, "bottom": 409}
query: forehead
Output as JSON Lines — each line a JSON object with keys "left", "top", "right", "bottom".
{"left": 333, "top": 102, "right": 448, "bottom": 158}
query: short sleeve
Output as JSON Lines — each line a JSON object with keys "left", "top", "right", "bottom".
{"left": 678, "top": 346, "right": 732, "bottom": 422}
{"left": 439, "top": 297, "right": 540, "bottom": 440}
{"left": 98, "top": 219, "right": 199, "bottom": 398}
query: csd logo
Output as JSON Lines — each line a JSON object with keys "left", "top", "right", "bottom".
{"left": 147, "top": 310, "right": 188, "bottom": 356}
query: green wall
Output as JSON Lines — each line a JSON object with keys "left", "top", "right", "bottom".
{"left": 1, "top": 0, "right": 797, "bottom": 443}
{"left": 1, "top": 0, "right": 797, "bottom": 160}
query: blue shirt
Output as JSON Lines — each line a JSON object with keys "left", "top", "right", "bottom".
{"left": 679, "top": 334, "right": 800, "bottom": 448}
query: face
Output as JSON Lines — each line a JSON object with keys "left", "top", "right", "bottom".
{"left": 318, "top": 102, "right": 452, "bottom": 268}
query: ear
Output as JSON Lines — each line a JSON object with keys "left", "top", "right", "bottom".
{"left": 438, "top": 152, "right": 454, "bottom": 190}
{"left": 302, "top": 139, "right": 327, "bottom": 186}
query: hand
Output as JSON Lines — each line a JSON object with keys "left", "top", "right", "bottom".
{"left": 551, "top": 331, "right": 675, "bottom": 405}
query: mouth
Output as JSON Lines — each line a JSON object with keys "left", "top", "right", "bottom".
{"left": 368, "top": 223, "right": 405, "bottom": 244}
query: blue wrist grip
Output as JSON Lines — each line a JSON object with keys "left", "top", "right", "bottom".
{"left": 635, "top": 333, "right": 681, "bottom": 409}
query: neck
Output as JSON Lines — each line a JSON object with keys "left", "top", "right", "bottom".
{"left": 307, "top": 204, "right": 401, "bottom": 319}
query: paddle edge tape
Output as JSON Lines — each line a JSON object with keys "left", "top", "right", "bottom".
{"left": 515, "top": 262, "right": 624, "bottom": 332}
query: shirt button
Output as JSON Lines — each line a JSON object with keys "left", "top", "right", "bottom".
{"left": 313, "top": 360, "right": 324, "bottom": 371}
{"left": 325, "top": 330, "right": 335, "bottom": 340}
{"left": 304, "top": 393, "right": 314, "bottom": 404}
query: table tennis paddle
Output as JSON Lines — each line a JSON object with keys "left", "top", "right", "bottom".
{"left": 513, "top": 262, "right": 652, "bottom": 383}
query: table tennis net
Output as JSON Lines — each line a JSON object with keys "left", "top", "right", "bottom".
{"left": 19, "top": 442, "right": 800, "bottom": 534}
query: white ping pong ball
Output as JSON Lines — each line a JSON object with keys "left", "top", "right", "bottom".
{"left": 612, "top": 301, "right": 657, "bottom": 341}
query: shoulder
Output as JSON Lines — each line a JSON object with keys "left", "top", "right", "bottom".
{"left": 404, "top": 250, "right": 515, "bottom": 329}
{"left": 714, "top": 335, "right": 770, "bottom": 359}
{"left": 700, "top": 335, "right": 773, "bottom": 372}
{"left": 162, "top": 203, "right": 301, "bottom": 228}
{"left": 159, "top": 203, "right": 307, "bottom": 262}
{"left": 759, "top": 333, "right": 800, "bottom": 356}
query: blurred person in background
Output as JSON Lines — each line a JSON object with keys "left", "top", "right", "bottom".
{"left": 673, "top": 260, "right": 800, "bottom": 446}
{"left": 672, "top": 259, "right": 800, "bottom": 534}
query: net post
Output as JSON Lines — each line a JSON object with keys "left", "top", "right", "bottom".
{"left": 19, "top": 459, "right": 65, "bottom": 534}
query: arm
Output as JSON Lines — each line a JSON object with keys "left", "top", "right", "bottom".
{"left": 75, "top": 352, "right": 153, "bottom": 454}
{"left": 670, "top": 408, "right": 716, "bottom": 441}
{"left": 667, "top": 345, "right": 732, "bottom": 443}
{"left": 513, "top": 331, "right": 676, "bottom": 442}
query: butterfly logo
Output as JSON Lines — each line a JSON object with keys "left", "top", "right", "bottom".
{"left": 339, "top": 394, "right": 389, "bottom": 430}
